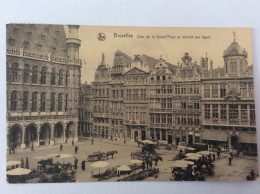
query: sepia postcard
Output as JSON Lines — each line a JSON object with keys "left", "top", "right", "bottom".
{"left": 6, "top": 24, "right": 258, "bottom": 183}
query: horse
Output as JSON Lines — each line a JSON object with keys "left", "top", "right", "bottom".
{"left": 106, "top": 150, "right": 118, "bottom": 159}
{"left": 151, "top": 154, "right": 163, "bottom": 166}
{"left": 136, "top": 140, "right": 144, "bottom": 147}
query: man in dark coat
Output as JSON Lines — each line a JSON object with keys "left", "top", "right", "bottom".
{"left": 142, "top": 161, "right": 145, "bottom": 170}
{"left": 60, "top": 144, "right": 63, "bottom": 151}
{"left": 74, "top": 157, "right": 78, "bottom": 170}
{"left": 81, "top": 160, "right": 86, "bottom": 171}
{"left": 74, "top": 145, "right": 79, "bottom": 154}
{"left": 228, "top": 153, "right": 232, "bottom": 165}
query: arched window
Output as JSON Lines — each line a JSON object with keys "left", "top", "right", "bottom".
{"left": 50, "top": 92, "right": 55, "bottom": 112}
{"left": 11, "top": 63, "right": 19, "bottom": 82}
{"left": 10, "top": 91, "right": 18, "bottom": 111}
{"left": 51, "top": 68, "right": 56, "bottom": 85}
{"left": 41, "top": 67, "right": 47, "bottom": 84}
{"left": 32, "top": 92, "right": 38, "bottom": 112}
{"left": 65, "top": 70, "right": 69, "bottom": 86}
{"left": 65, "top": 94, "right": 68, "bottom": 111}
{"left": 22, "top": 91, "right": 28, "bottom": 111}
{"left": 58, "top": 93, "right": 63, "bottom": 111}
{"left": 32, "top": 66, "right": 38, "bottom": 84}
{"left": 40, "top": 92, "right": 46, "bottom": 112}
{"left": 58, "top": 70, "right": 63, "bottom": 85}
{"left": 23, "top": 64, "right": 30, "bottom": 83}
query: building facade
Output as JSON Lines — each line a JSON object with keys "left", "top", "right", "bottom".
{"left": 6, "top": 24, "right": 81, "bottom": 149}
{"left": 200, "top": 39, "right": 256, "bottom": 153}
{"left": 85, "top": 37, "right": 257, "bottom": 153}
{"left": 78, "top": 83, "right": 93, "bottom": 137}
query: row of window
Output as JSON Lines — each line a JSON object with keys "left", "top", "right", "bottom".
{"left": 204, "top": 82, "right": 254, "bottom": 98}
{"left": 126, "top": 89, "right": 147, "bottom": 101}
{"left": 150, "top": 113, "right": 200, "bottom": 126}
{"left": 10, "top": 91, "right": 69, "bottom": 112}
{"left": 125, "top": 107, "right": 147, "bottom": 122}
{"left": 149, "top": 84, "right": 200, "bottom": 95}
{"left": 150, "top": 99, "right": 200, "bottom": 110}
{"left": 204, "top": 104, "right": 255, "bottom": 121}
{"left": 8, "top": 63, "right": 70, "bottom": 86}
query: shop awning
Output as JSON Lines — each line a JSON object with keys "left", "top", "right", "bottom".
{"left": 201, "top": 130, "right": 228, "bottom": 142}
{"left": 239, "top": 134, "right": 257, "bottom": 144}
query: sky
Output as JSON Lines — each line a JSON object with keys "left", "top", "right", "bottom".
{"left": 67, "top": 26, "right": 253, "bottom": 84}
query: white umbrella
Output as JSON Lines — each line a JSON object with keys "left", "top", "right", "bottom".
{"left": 185, "top": 153, "right": 202, "bottom": 157}
{"left": 197, "top": 151, "right": 214, "bottom": 156}
{"left": 45, "top": 153, "right": 59, "bottom": 158}
{"left": 6, "top": 161, "right": 21, "bottom": 167}
{"left": 170, "top": 160, "right": 194, "bottom": 168}
{"left": 91, "top": 161, "right": 109, "bottom": 175}
{"left": 117, "top": 165, "right": 131, "bottom": 172}
{"left": 57, "top": 154, "right": 73, "bottom": 159}
{"left": 33, "top": 156, "right": 50, "bottom": 160}
{"left": 7, "top": 168, "right": 31, "bottom": 176}
{"left": 129, "top": 159, "right": 143, "bottom": 164}
{"left": 141, "top": 140, "right": 157, "bottom": 144}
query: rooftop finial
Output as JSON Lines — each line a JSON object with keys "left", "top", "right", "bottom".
{"left": 102, "top": 52, "right": 105, "bottom": 62}
{"left": 233, "top": 31, "right": 236, "bottom": 41}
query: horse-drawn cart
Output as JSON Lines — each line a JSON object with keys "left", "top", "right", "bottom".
{"left": 87, "top": 152, "right": 106, "bottom": 162}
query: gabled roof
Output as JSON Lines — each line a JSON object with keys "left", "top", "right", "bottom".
{"left": 124, "top": 67, "right": 149, "bottom": 75}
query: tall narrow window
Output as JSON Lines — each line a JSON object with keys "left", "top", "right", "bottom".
{"left": 58, "top": 93, "right": 63, "bottom": 111}
{"left": 229, "top": 104, "right": 238, "bottom": 120}
{"left": 212, "top": 104, "right": 218, "bottom": 120}
{"left": 32, "top": 66, "right": 38, "bottom": 84}
{"left": 250, "top": 104, "right": 255, "bottom": 124}
{"left": 11, "top": 63, "right": 19, "bottom": 82}
{"left": 65, "top": 94, "right": 68, "bottom": 111}
{"left": 58, "top": 70, "right": 63, "bottom": 85}
{"left": 220, "top": 83, "right": 226, "bottom": 98}
{"left": 10, "top": 91, "right": 18, "bottom": 111}
{"left": 241, "top": 104, "right": 247, "bottom": 122}
{"left": 204, "top": 84, "right": 210, "bottom": 98}
{"left": 23, "top": 64, "right": 30, "bottom": 83}
{"left": 65, "top": 70, "right": 69, "bottom": 86}
{"left": 22, "top": 91, "right": 28, "bottom": 111}
{"left": 50, "top": 93, "right": 55, "bottom": 112}
{"left": 240, "top": 82, "right": 247, "bottom": 98}
{"left": 41, "top": 67, "right": 47, "bottom": 84}
{"left": 40, "top": 92, "right": 46, "bottom": 112}
{"left": 51, "top": 68, "right": 56, "bottom": 85}
{"left": 204, "top": 104, "right": 210, "bottom": 119}
{"left": 212, "top": 84, "right": 218, "bottom": 98}
{"left": 248, "top": 83, "right": 254, "bottom": 98}
{"left": 220, "top": 104, "right": 226, "bottom": 120}
{"left": 32, "top": 92, "right": 38, "bottom": 112}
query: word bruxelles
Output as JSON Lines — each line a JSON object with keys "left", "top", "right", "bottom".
{"left": 114, "top": 33, "right": 133, "bottom": 38}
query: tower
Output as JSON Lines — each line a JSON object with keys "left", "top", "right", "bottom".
{"left": 66, "top": 25, "right": 81, "bottom": 59}
{"left": 223, "top": 33, "right": 248, "bottom": 76}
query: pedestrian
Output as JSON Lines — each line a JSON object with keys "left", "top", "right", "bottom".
{"left": 9, "top": 146, "right": 12, "bottom": 155}
{"left": 116, "top": 165, "right": 120, "bottom": 177}
{"left": 228, "top": 153, "right": 232, "bottom": 165}
{"left": 21, "top": 158, "right": 24, "bottom": 168}
{"left": 212, "top": 153, "right": 215, "bottom": 162}
{"left": 12, "top": 146, "right": 16, "bottom": 154}
{"left": 74, "top": 157, "right": 78, "bottom": 170}
{"left": 250, "top": 170, "right": 255, "bottom": 180}
{"left": 72, "top": 140, "right": 74, "bottom": 146}
{"left": 60, "top": 144, "right": 63, "bottom": 152}
{"left": 142, "top": 161, "right": 145, "bottom": 171}
{"left": 74, "top": 145, "right": 78, "bottom": 154}
{"left": 31, "top": 144, "right": 34, "bottom": 151}
{"left": 124, "top": 139, "right": 126, "bottom": 144}
{"left": 81, "top": 160, "right": 86, "bottom": 171}
{"left": 217, "top": 150, "right": 220, "bottom": 159}
{"left": 91, "top": 138, "right": 94, "bottom": 145}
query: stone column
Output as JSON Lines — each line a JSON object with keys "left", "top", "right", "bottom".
{"left": 238, "top": 104, "right": 241, "bottom": 125}
{"left": 36, "top": 132, "right": 40, "bottom": 146}
{"left": 247, "top": 104, "right": 250, "bottom": 126}
{"left": 21, "top": 127, "right": 26, "bottom": 149}
{"left": 50, "top": 124, "right": 55, "bottom": 146}
{"left": 74, "top": 122, "right": 78, "bottom": 143}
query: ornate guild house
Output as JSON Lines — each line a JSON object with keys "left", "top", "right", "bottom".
{"left": 6, "top": 24, "right": 82, "bottom": 149}
{"left": 79, "top": 36, "right": 256, "bottom": 154}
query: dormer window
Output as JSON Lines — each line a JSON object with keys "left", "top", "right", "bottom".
{"left": 156, "top": 76, "right": 160, "bottom": 80}
{"left": 162, "top": 75, "right": 166, "bottom": 80}
{"left": 9, "top": 38, "right": 15, "bottom": 46}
